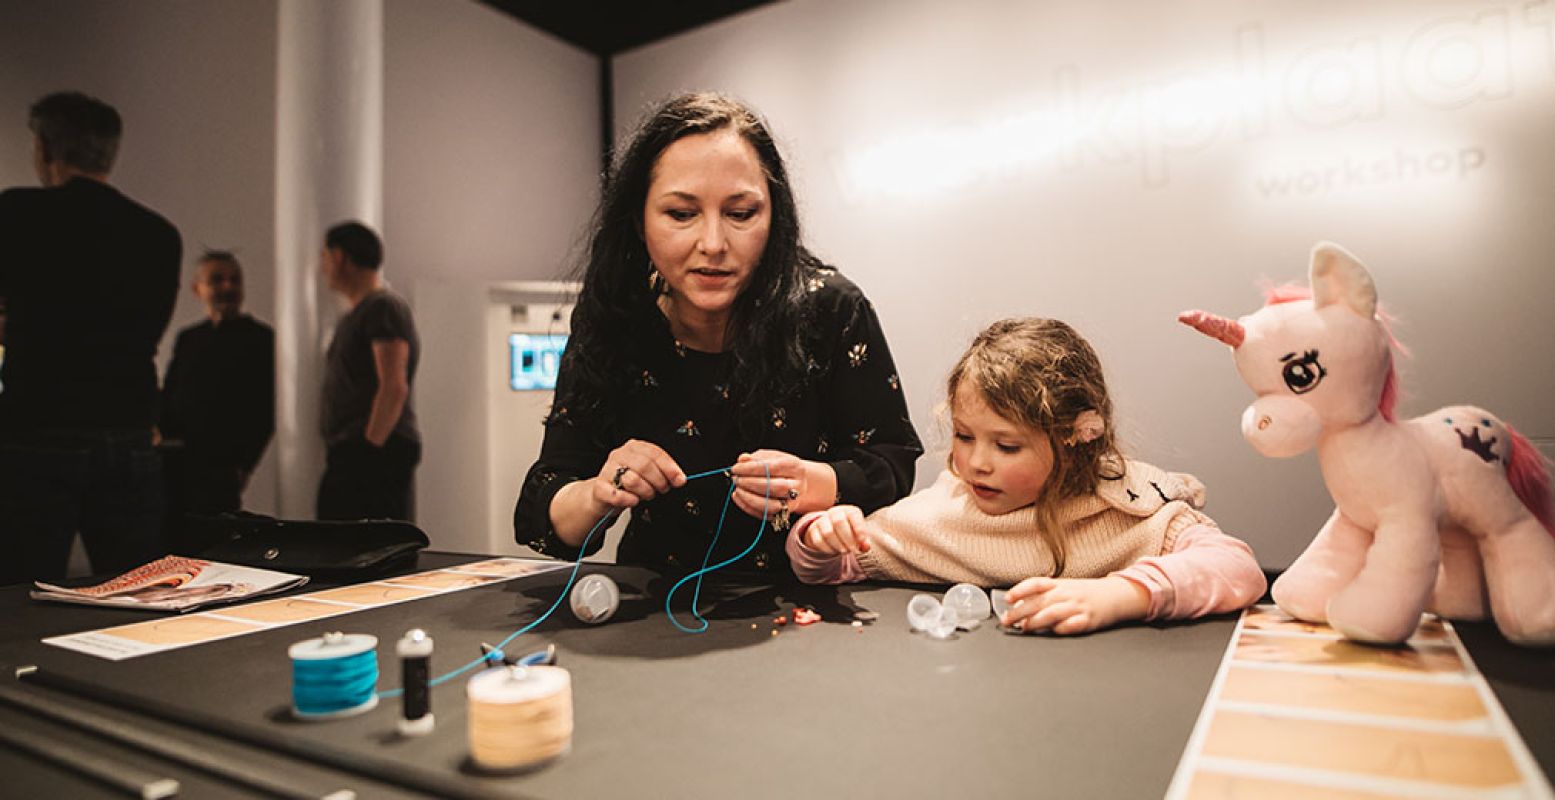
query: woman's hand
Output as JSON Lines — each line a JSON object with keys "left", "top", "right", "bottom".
{"left": 594, "top": 439, "right": 687, "bottom": 510}
{"left": 1000, "top": 576, "right": 1150, "bottom": 635}
{"left": 548, "top": 439, "right": 686, "bottom": 547}
{"left": 728, "top": 450, "right": 837, "bottom": 523}
{"left": 797, "top": 505, "right": 872, "bottom": 555}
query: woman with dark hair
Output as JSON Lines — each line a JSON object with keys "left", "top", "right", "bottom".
{"left": 513, "top": 92, "right": 921, "bottom": 574}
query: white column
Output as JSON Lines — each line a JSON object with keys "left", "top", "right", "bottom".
{"left": 274, "top": 0, "right": 383, "bottom": 518}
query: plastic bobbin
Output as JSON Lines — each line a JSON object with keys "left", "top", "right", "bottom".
{"left": 905, "top": 593, "right": 941, "bottom": 631}
{"left": 569, "top": 574, "right": 620, "bottom": 624}
{"left": 289, "top": 632, "right": 380, "bottom": 720}
{"left": 397, "top": 629, "right": 435, "bottom": 736}
{"left": 990, "top": 589, "right": 1010, "bottom": 617}
{"left": 905, "top": 594, "right": 957, "bottom": 639}
{"left": 943, "top": 583, "right": 991, "bottom": 630}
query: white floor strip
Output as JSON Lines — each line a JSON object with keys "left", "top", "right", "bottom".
{"left": 1443, "top": 618, "right": 1555, "bottom": 800}
{"left": 1214, "top": 699, "right": 1500, "bottom": 737}
{"left": 1194, "top": 756, "right": 1537, "bottom": 800}
{"left": 1241, "top": 624, "right": 1458, "bottom": 650}
{"left": 1165, "top": 605, "right": 1553, "bottom": 800}
{"left": 1228, "top": 657, "right": 1476, "bottom": 684}
{"left": 1163, "top": 609, "right": 1247, "bottom": 800}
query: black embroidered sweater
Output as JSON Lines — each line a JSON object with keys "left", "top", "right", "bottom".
{"left": 513, "top": 267, "right": 922, "bottom": 575}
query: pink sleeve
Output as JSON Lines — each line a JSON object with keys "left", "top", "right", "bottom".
{"left": 785, "top": 512, "right": 869, "bottom": 585}
{"left": 1113, "top": 523, "right": 1267, "bottom": 621}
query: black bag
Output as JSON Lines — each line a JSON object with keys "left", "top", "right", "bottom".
{"left": 186, "top": 512, "right": 429, "bottom": 578}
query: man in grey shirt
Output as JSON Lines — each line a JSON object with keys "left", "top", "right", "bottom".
{"left": 317, "top": 221, "right": 420, "bottom": 521}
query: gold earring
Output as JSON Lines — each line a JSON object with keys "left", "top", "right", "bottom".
{"left": 647, "top": 266, "right": 668, "bottom": 295}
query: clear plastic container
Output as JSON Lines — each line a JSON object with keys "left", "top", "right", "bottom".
{"left": 943, "top": 583, "right": 990, "bottom": 630}
{"left": 569, "top": 574, "right": 620, "bottom": 624}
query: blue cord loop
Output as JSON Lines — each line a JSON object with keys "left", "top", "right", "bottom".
{"left": 377, "top": 462, "right": 770, "bottom": 698}
{"left": 664, "top": 465, "right": 770, "bottom": 633}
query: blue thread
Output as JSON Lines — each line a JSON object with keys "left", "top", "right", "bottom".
{"left": 664, "top": 464, "right": 770, "bottom": 633}
{"left": 293, "top": 648, "right": 378, "bottom": 715}
{"left": 377, "top": 463, "right": 768, "bottom": 698}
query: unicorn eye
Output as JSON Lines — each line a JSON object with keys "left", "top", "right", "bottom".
{"left": 1280, "top": 349, "right": 1326, "bottom": 395}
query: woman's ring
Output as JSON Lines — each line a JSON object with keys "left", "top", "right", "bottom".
{"left": 611, "top": 465, "right": 630, "bottom": 490}
{"left": 786, "top": 488, "right": 799, "bottom": 501}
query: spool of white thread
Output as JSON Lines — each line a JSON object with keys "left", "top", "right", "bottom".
{"left": 466, "top": 666, "right": 573, "bottom": 772}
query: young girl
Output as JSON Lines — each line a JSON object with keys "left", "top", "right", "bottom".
{"left": 786, "top": 318, "right": 1266, "bottom": 635}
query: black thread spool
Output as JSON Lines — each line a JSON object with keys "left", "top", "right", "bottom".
{"left": 397, "top": 629, "right": 434, "bottom": 736}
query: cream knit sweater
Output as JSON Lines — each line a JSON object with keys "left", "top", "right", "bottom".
{"left": 855, "top": 460, "right": 1213, "bottom": 586}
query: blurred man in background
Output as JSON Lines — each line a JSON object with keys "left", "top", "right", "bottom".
{"left": 160, "top": 249, "right": 274, "bottom": 550}
{"left": 317, "top": 221, "right": 420, "bottom": 521}
{"left": 0, "top": 91, "right": 181, "bottom": 584}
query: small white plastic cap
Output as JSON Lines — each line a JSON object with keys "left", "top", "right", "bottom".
{"left": 398, "top": 713, "right": 435, "bottom": 736}
{"left": 396, "top": 628, "right": 433, "bottom": 657}
{"left": 990, "top": 589, "right": 1011, "bottom": 618}
{"left": 927, "top": 604, "right": 959, "bottom": 639}
{"left": 906, "top": 593, "right": 941, "bottom": 632}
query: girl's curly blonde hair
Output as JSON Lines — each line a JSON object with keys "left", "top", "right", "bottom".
{"left": 946, "top": 318, "right": 1123, "bottom": 574}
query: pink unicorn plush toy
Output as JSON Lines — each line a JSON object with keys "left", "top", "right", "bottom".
{"left": 1180, "top": 242, "right": 1555, "bottom": 647}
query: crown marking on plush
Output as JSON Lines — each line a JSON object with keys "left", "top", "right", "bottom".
{"left": 1455, "top": 425, "right": 1500, "bottom": 464}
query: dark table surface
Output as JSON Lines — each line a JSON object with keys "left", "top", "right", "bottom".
{"left": 2, "top": 551, "right": 1551, "bottom": 799}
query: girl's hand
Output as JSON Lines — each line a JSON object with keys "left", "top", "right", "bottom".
{"left": 799, "top": 505, "right": 872, "bottom": 555}
{"left": 593, "top": 439, "right": 686, "bottom": 511}
{"left": 1000, "top": 576, "right": 1150, "bottom": 635}
{"left": 728, "top": 450, "right": 836, "bottom": 521}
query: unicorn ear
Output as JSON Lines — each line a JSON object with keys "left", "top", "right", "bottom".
{"left": 1309, "top": 241, "right": 1377, "bottom": 318}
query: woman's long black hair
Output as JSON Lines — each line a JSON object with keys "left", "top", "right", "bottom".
{"left": 555, "top": 92, "right": 817, "bottom": 439}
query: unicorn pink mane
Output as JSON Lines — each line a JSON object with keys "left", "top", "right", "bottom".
{"left": 1506, "top": 424, "right": 1555, "bottom": 537}
{"left": 1260, "top": 283, "right": 1312, "bottom": 307}
{"left": 1261, "top": 283, "right": 1403, "bottom": 423}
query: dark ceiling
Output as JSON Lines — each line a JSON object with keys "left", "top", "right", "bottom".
{"left": 482, "top": 1, "right": 777, "bottom": 57}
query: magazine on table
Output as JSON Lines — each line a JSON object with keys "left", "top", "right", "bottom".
{"left": 32, "top": 555, "right": 309, "bottom": 613}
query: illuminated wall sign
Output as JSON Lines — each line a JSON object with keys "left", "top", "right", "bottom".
{"left": 834, "top": 2, "right": 1555, "bottom": 198}
{"left": 509, "top": 333, "right": 567, "bottom": 391}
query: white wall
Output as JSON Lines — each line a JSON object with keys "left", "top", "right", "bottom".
{"left": 615, "top": 0, "right": 1555, "bottom": 568}
{"left": 1, "top": 0, "right": 601, "bottom": 553}
{"left": 384, "top": 0, "right": 599, "bottom": 551}
{"left": 0, "top": 0, "right": 281, "bottom": 515}
{"left": 6, "top": 0, "right": 1550, "bottom": 568}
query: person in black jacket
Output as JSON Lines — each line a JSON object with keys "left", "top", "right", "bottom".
{"left": 0, "top": 91, "right": 181, "bottom": 584}
{"left": 160, "top": 250, "right": 274, "bottom": 548}
{"left": 513, "top": 92, "right": 922, "bottom": 575}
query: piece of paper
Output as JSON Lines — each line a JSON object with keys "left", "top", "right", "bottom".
{"left": 32, "top": 555, "right": 308, "bottom": 613}
{"left": 43, "top": 557, "right": 570, "bottom": 660}
{"left": 1166, "top": 605, "right": 1554, "bottom": 800}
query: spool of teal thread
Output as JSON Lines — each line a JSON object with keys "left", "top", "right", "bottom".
{"left": 289, "top": 632, "right": 380, "bottom": 720}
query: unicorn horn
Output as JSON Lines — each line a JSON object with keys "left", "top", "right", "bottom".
{"left": 1178, "top": 310, "right": 1246, "bottom": 348}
